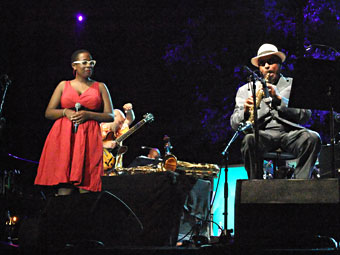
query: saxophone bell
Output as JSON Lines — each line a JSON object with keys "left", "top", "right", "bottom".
{"left": 162, "top": 154, "right": 177, "bottom": 171}
{"left": 162, "top": 135, "right": 177, "bottom": 171}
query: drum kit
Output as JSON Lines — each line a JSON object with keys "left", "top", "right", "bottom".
{"left": 0, "top": 73, "right": 40, "bottom": 243}
{"left": 0, "top": 153, "right": 40, "bottom": 245}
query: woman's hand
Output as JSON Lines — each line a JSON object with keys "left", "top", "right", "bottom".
{"left": 63, "top": 108, "right": 74, "bottom": 121}
{"left": 70, "top": 110, "right": 89, "bottom": 124}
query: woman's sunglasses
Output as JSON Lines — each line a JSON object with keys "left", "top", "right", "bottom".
{"left": 73, "top": 60, "right": 96, "bottom": 66}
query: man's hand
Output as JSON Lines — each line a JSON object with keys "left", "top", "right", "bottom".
{"left": 103, "top": 140, "right": 117, "bottom": 150}
{"left": 123, "top": 103, "right": 133, "bottom": 112}
{"left": 244, "top": 96, "right": 254, "bottom": 112}
{"left": 265, "top": 84, "right": 282, "bottom": 101}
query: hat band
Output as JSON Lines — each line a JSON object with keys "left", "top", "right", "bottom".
{"left": 258, "top": 50, "right": 277, "bottom": 56}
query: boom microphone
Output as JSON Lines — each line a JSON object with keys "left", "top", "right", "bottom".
{"left": 334, "top": 112, "right": 340, "bottom": 123}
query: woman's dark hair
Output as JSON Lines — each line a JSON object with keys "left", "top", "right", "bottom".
{"left": 71, "top": 49, "right": 92, "bottom": 63}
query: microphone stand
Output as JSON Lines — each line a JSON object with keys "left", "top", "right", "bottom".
{"left": 220, "top": 130, "right": 239, "bottom": 241}
{"left": 0, "top": 75, "right": 11, "bottom": 145}
{"left": 243, "top": 68, "right": 262, "bottom": 178}
{"left": 220, "top": 115, "right": 253, "bottom": 241}
{"left": 0, "top": 75, "right": 11, "bottom": 181}
{"left": 328, "top": 87, "right": 337, "bottom": 178}
{"left": 250, "top": 74, "right": 262, "bottom": 177}
{"left": 220, "top": 67, "right": 269, "bottom": 240}
{"left": 0, "top": 75, "right": 11, "bottom": 118}
{"left": 244, "top": 66, "right": 272, "bottom": 178}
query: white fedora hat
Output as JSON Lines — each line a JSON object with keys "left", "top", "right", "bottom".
{"left": 251, "top": 43, "right": 286, "bottom": 67}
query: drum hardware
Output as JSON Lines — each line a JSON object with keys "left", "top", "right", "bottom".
{"left": 8, "top": 153, "right": 39, "bottom": 164}
{"left": 4, "top": 210, "right": 19, "bottom": 244}
{"left": 1, "top": 169, "right": 21, "bottom": 195}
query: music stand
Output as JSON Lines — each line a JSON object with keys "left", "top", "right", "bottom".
{"left": 289, "top": 57, "right": 340, "bottom": 178}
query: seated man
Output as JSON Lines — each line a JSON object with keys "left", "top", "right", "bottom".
{"left": 128, "top": 147, "right": 162, "bottom": 168}
{"left": 147, "top": 148, "right": 161, "bottom": 160}
{"left": 230, "top": 43, "right": 321, "bottom": 179}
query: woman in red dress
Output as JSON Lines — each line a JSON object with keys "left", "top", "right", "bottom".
{"left": 35, "top": 49, "right": 114, "bottom": 195}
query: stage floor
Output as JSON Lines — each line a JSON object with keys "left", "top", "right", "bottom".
{"left": 1, "top": 242, "right": 340, "bottom": 255}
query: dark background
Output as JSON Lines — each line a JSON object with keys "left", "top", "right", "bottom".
{"left": 0, "top": 0, "right": 339, "bottom": 189}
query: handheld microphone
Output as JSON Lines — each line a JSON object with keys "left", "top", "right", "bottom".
{"left": 74, "top": 102, "right": 81, "bottom": 133}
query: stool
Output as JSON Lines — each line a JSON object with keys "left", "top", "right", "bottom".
{"left": 263, "top": 149, "right": 296, "bottom": 179}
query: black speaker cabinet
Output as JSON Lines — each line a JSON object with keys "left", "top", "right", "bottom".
{"left": 235, "top": 179, "right": 340, "bottom": 248}
{"left": 318, "top": 144, "right": 340, "bottom": 178}
{"left": 38, "top": 191, "right": 143, "bottom": 251}
{"left": 101, "top": 172, "right": 196, "bottom": 246}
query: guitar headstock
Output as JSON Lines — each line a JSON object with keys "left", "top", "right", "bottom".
{"left": 143, "top": 113, "right": 154, "bottom": 123}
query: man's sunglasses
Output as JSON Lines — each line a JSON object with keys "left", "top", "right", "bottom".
{"left": 258, "top": 57, "right": 281, "bottom": 66}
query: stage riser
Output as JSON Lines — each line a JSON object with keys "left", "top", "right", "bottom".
{"left": 235, "top": 179, "right": 340, "bottom": 248}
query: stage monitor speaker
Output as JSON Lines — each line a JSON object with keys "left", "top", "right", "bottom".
{"left": 101, "top": 172, "right": 195, "bottom": 246}
{"left": 235, "top": 179, "right": 340, "bottom": 248}
{"left": 318, "top": 144, "right": 340, "bottom": 178}
{"left": 37, "top": 191, "right": 143, "bottom": 251}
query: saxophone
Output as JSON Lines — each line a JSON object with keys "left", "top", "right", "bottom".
{"left": 162, "top": 135, "right": 177, "bottom": 171}
{"left": 247, "top": 73, "right": 270, "bottom": 124}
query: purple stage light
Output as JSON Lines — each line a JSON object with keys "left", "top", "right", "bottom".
{"left": 77, "top": 14, "right": 84, "bottom": 22}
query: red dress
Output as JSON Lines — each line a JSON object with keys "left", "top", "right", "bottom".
{"left": 35, "top": 81, "right": 104, "bottom": 192}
